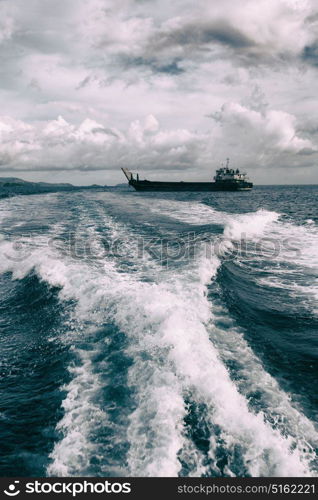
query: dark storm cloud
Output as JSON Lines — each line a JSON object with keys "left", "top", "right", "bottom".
{"left": 302, "top": 42, "right": 318, "bottom": 66}
{"left": 119, "top": 15, "right": 304, "bottom": 75}
{"left": 296, "top": 147, "right": 317, "bottom": 156}
{"left": 151, "top": 20, "right": 254, "bottom": 52}
{"left": 76, "top": 76, "right": 92, "bottom": 89}
{"left": 124, "top": 20, "right": 263, "bottom": 75}
{"left": 0, "top": 0, "right": 318, "bottom": 184}
{"left": 91, "top": 127, "right": 120, "bottom": 137}
{"left": 118, "top": 55, "right": 185, "bottom": 75}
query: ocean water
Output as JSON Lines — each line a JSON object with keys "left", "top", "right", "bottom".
{"left": 0, "top": 185, "right": 317, "bottom": 477}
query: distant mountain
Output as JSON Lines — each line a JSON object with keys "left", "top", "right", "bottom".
{"left": 0, "top": 177, "right": 105, "bottom": 199}
{"left": 0, "top": 177, "right": 30, "bottom": 185}
{"left": 112, "top": 183, "right": 131, "bottom": 189}
{"left": 0, "top": 177, "right": 74, "bottom": 187}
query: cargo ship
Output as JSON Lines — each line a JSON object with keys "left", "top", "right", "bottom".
{"left": 121, "top": 159, "right": 253, "bottom": 192}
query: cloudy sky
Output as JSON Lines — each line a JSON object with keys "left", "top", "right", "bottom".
{"left": 0, "top": 0, "right": 318, "bottom": 185}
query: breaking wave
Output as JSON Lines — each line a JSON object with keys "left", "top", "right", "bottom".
{"left": 0, "top": 190, "right": 317, "bottom": 477}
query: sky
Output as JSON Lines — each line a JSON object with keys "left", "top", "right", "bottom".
{"left": 0, "top": 0, "right": 318, "bottom": 185}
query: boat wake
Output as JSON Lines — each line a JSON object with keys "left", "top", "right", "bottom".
{"left": 0, "top": 192, "right": 317, "bottom": 477}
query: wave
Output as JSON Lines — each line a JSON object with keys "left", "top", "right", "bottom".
{"left": 222, "top": 209, "right": 280, "bottom": 241}
{"left": 1, "top": 196, "right": 317, "bottom": 477}
{"left": 153, "top": 198, "right": 318, "bottom": 311}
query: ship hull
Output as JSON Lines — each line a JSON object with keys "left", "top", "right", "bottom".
{"left": 129, "top": 180, "right": 253, "bottom": 192}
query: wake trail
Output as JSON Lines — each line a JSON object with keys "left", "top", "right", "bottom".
{"left": 0, "top": 197, "right": 317, "bottom": 477}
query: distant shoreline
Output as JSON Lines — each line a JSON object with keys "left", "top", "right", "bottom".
{"left": 0, "top": 178, "right": 317, "bottom": 202}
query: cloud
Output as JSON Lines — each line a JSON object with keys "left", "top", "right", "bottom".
{"left": 0, "top": 0, "right": 318, "bottom": 183}
{"left": 80, "top": 0, "right": 316, "bottom": 71}
{"left": 211, "top": 102, "right": 315, "bottom": 154}
{"left": 0, "top": 114, "right": 207, "bottom": 173}
{"left": 0, "top": 106, "right": 315, "bottom": 184}
{"left": 0, "top": 2, "right": 15, "bottom": 44}
{"left": 302, "top": 41, "right": 318, "bottom": 66}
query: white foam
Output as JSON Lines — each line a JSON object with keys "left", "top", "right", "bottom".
{"left": 225, "top": 214, "right": 318, "bottom": 310}
{"left": 41, "top": 245, "right": 316, "bottom": 476}
{"left": 223, "top": 209, "right": 280, "bottom": 241}
{"left": 1, "top": 197, "right": 317, "bottom": 477}
{"left": 47, "top": 348, "right": 106, "bottom": 476}
{"left": 148, "top": 199, "right": 226, "bottom": 226}
{"left": 148, "top": 263, "right": 317, "bottom": 477}
{"left": 207, "top": 302, "right": 318, "bottom": 465}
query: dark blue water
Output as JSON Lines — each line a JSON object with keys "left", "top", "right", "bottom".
{"left": 0, "top": 186, "right": 317, "bottom": 477}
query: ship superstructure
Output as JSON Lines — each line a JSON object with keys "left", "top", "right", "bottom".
{"left": 215, "top": 159, "right": 250, "bottom": 182}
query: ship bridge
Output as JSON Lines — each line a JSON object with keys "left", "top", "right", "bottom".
{"left": 214, "top": 159, "right": 249, "bottom": 182}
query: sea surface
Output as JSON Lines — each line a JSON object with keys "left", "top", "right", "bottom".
{"left": 0, "top": 185, "right": 317, "bottom": 477}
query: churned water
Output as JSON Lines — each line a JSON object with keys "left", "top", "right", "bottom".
{"left": 0, "top": 185, "right": 317, "bottom": 477}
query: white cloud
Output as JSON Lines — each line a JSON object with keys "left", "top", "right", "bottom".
{"left": 0, "top": 106, "right": 315, "bottom": 185}
{"left": 0, "top": 2, "right": 16, "bottom": 43}
{"left": 0, "top": 0, "right": 318, "bottom": 183}
{"left": 0, "top": 114, "right": 207, "bottom": 174}
{"left": 213, "top": 102, "right": 314, "bottom": 154}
